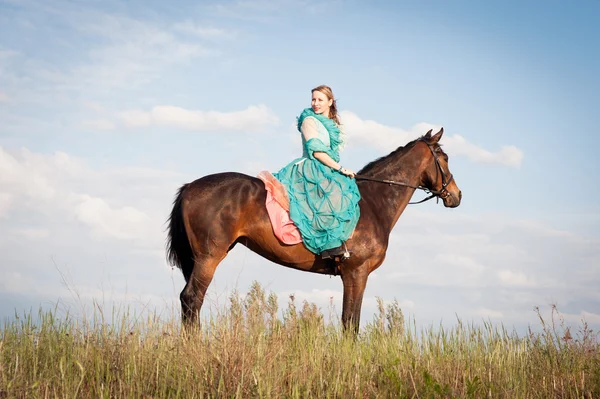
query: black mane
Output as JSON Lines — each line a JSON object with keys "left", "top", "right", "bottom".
{"left": 358, "top": 135, "right": 425, "bottom": 175}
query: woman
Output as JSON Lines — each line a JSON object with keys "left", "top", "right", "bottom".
{"left": 262, "top": 85, "right": 361, "bottom": 260}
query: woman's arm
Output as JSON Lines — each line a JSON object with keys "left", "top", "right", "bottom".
{"left": 313, "top": 152, "right": 356, "bottom": 178}
{"left": 300, "top": 117, "right": 356, "bottom": 178}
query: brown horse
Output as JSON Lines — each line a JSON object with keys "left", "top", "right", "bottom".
{"left": 166, "top": 128, "right": 462, "bottom": 333}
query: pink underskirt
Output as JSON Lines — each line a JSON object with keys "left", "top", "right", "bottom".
{"left": 257, "top": 171, "right": 303, "bottom": 244}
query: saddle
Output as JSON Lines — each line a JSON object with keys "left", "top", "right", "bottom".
{"left": 257, "top": 171, "right": 352, "bottom": 261}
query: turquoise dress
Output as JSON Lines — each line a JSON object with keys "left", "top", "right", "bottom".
{"left": 273, "top": 108, "right": 361, "bottom": 254}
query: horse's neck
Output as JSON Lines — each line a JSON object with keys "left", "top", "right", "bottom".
{"left": 364, "top": 145, "right": 429, "bottom": 233}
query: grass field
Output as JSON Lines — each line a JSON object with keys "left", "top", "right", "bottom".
{"left": 1, "top": 281, "right": 598, "bottom": 398}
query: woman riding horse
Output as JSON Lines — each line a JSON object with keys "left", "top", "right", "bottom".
{"left": 166, "top": 91, "right": 462, "bottom": 333}
{"left": 259, "top": 85, "right": 360, "bottom": 261}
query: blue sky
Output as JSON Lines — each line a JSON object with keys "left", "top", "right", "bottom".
{"left": 1, "top": 0, "right": 599, "bottom": 333}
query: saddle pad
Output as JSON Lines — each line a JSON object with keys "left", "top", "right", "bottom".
{"left": 257, "top": 171, "right": 303, "bottom": 244}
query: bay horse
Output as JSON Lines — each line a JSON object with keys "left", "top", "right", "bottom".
{"left": 166, "top": 128, "right": 462, "bottom": 333}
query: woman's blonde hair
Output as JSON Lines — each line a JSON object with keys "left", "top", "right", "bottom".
{"left": 312, "top": 85, "right": 341, "bottom": 126}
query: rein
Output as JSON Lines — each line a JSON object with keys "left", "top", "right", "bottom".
{"left": 354, "top": 141, "right": 454, "bottom": 205}
{"left": 355, "top": 175, "right": 439, "bottom": 204}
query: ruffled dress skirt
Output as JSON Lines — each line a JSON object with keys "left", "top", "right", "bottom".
{"left": 269, "top": 157, "right": 361, "bottom": 254}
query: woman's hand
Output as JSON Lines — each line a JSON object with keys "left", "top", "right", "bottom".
{"left": 340, "top": 167, "right": 356, "bottom": 179}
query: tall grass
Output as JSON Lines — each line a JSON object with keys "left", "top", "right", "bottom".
{"left": 1, "top": 281, "right": 598, "bottom": 398}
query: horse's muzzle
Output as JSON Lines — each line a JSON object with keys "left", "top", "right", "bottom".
{"left": 444, "top": 190, "right": 462, "bottom": 208}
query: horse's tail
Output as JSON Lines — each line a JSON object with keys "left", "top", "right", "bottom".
{"left": 166, "top": 184, "right": 194, "bottom": 280}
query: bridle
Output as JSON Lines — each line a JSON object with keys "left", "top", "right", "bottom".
{"left": 355, "top": 140, "right": 453, "bottom": 204}
{"left": 355, "top": 140, "right": 454, "bottom": 205}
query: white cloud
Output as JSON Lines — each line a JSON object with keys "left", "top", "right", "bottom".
{"left": 531, "top": 307, "right": 600, "bottom": 332}
{"left": 207, "top": 0, "right": 340, "bottom": 22}
{"left": 120, "top": 104, "right": 279, "bottom": 132}
{"left": 387, "top": 245, "right": 490, "bottom": 289}
{"left": 0, "top": 192, "right": 12, "bottom": 217}
{"left": 0, "top": 144, "right": 191, "bottom": 322}
{"left": 340, "top": 111, "right": 524, "bottom": 168}
{"left": 434, "top": 253, "right": 485, "bottom": 273}
{"left": 0, "top": 91, "right": 9, "bottom": 103}
{"left": 73, "top": 194, "right": 154, "bottom": 242}
{"left": 472, "top": 307, "right": 504, "bottom": 319}
{"left": 76, "top": 13, "right": 217, "bottom": 60}
{"left": 13, "top": 228, "right": 50, "bottom": 239}
{"left": 442, "top": 134, "right": 523, "bottom": 168}
{"left": 0, "top": 47, "right": 19, "bottom": 62}
{"left": 2, "top": 13, "right": 220, "bottom": 100}
{"left": 120, "top": 110, "right": 152, "bottom": 127}
{"left": 340, "top": 111, "right": 415, "bottom": 150}
{"left": 375, "top": 207, "right": 599, "bottom": 323}
{"left": 575, "top": 311, "right": 600, "bottom": 325}
{"left": 0, "top": 145, "right": 181, "bottom": 249}
{"left": 174, "top": 21, "right": 236, "bottom": 38}
{"left": 0, "top": 147, "right": 65, "bottom": 205}
{"left": 497, "top": 269, "right": 537, "bottom": 287}
{"left": 70, "top": 14, "right": 217, "bottom": 91}
{"left": 80, "top": 119, "right": 115, "bottom": 131}
{"left": 81, "top": 101, "right": 105, "bottom": 113}
{"left": 509, "top": 219, "right": 577, "bottom": 240}
{"left": 0, "top": 272, "right": 33, "bottom": 295}
{"left": 398, "top": 299, "right": 415, "bottom": 309}
{"left": 0, "top": 268, "right": 178, "bottom": 320}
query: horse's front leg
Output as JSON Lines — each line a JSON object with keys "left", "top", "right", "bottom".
{"left": 340, "top": 265, "right": 369, "bottom": 335}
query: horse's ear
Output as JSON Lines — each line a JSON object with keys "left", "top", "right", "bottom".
{"left": 430, "top": 127, "right": 444, "bottom": 144}
{"left": 424, "top": 129, "right": 433, "bottom": 139}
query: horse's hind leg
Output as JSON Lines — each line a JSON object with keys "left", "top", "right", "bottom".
{"left": 180, "top": 252, "right": 226, "bottom": 329}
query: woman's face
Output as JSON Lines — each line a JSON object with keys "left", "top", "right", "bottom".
{"left": 311, "top": 90, "right": 333, "bottom": 117}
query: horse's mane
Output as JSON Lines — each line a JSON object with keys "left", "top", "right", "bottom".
{"left": 358, "top": 134, "right": 434, "bottom": 175}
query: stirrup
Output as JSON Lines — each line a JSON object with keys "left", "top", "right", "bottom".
{"left": 321, "top": 243, "right": 352, "bottom": 261}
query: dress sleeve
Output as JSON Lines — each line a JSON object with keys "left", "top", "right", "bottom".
{"left": 300, "top": 117, "right": 320, "bottom": 141}
{"left": 300, "top": 117, "right": 331, "bottom": 160}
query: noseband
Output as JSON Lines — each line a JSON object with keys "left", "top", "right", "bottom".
{"left": 355, "top": 140, "right": 454, "bottom": 205}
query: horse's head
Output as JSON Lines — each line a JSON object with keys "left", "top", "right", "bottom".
{"left": 419, "top": 128, "right": 462, "bottom": 208}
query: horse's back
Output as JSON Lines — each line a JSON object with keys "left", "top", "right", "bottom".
{"left": 185, "top": 171, "right": 260, "bottom": 189}
{"left": 180, "top": 172, "right": 267, "bottom": 235}
{"left": 182, "top": 172, "right": 262, "bottom": 199}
